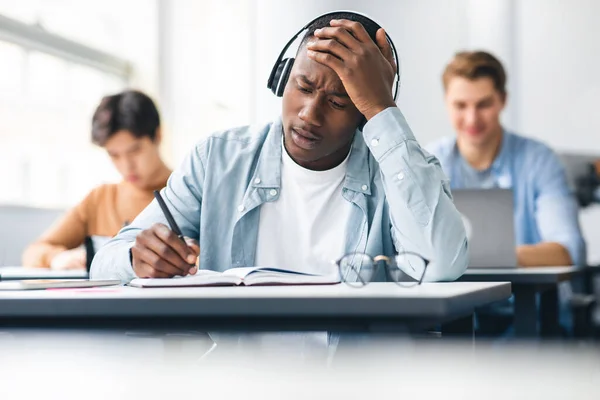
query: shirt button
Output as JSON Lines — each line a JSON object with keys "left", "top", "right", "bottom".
{"left": 371, "top": 138, "right": 379, "bottom": 147}
{"left": 361, "top": 184, "right": 368, "bottom": 191}
{"left": 254, "top": 178, "right": 261, "bottom": 184}
{"left": 237, "top": 205, "right": 245, "bottom": 212}
{"left": 397, "top": 172, "right": 404, "bottom": 180}
{"left": 269, "top": 189, "right": 278, "bottom": 196}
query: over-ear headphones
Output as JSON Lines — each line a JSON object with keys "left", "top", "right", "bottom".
{"left": 267, "top": 10, "right": 400, "bottom": 101}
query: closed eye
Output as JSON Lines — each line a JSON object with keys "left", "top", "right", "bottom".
{"left": 477, "top": 100, "right": 493, "bottom": 109}
{"left": 297, "top": 85, "right": 312, "bottom": 94}
{"left": 329, "top": 99, "right": 346, "bottom": 110}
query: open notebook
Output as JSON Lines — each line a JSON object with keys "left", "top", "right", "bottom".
{"left": 128, "top": 267, "right": 341, "bottom": 288}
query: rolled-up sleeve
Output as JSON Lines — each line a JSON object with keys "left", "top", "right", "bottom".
{"left": 90, "top": 141, "right": 207, "bottom": 282}
{"left": 534, "top": 148, "right": 586, "bottom": 266}
{"left": 362, "top": 107, "right": 468, "bottom": 281}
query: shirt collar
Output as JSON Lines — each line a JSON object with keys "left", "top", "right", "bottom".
{"left": 452, "top": 129, "right": 512, "bottom": 173}
{"left": 451, "top": 129, "right": 513, "bottom": 188}
{"left": 281, "top": 136, "right": 350, "bottom": 185}
{"left": 251, "top": 118, "right": 284, "bottom": 189}
{"left": 251, "top": 119, "right": 372, "bottom": 195}
{"left": 344, "top": 130, "right": 372, "bottom": 195}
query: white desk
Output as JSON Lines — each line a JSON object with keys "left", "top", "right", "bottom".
{"left": 463, "top": 266, "right": 581, "bottom": 284}
{"left": 0, "top": 282, "right": 511, "bottom": 333}
{"left": 460, "top": 266, "right": 583, "bottom": 337}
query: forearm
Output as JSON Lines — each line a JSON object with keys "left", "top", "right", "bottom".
{"left": 363, "top": 107, "right": 468, "bottom": 281}
{"left": 517, "top": 242, "right": 573, "bottom": 267}
{"left": 22, "top": 242, "right": 67, "bottom": 268}
{"left": 22, "top": 205, "right": 88, "bottom": 268}
{"left": 533, "top": 149, "right": 587, "bottom": 266}
{"left": 91, "top": 181, "right": 201, "bottom": 282}
{"left": 90, "top": 208, "right": 157, "bottom": 282}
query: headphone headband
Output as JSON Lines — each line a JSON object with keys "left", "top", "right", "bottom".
{"left": 267, "top": 10, "right": 401, "bottom": 101}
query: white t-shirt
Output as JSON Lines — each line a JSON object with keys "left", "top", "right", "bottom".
{"left": 248, "top": 142, "right": 352, "bottom": 355}
{"left": 255, "top": 143, "right": 352, "bottom": 275}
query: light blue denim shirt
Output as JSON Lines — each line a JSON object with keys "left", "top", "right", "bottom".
{"left": 92, "top": 107, "right": 468, "bottom": 283}
{"left": 426, "top": 131, "right": 586, "bottom": 266}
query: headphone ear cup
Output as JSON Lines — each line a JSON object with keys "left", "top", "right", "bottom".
{"left": 270, "top": 58, "right": 295, "bottom": 97}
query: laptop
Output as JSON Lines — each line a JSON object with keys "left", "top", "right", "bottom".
{"left": 0, "top": 279, "right": 120, "bottom": 290}
{"left": 0, "top": 266, "right": 89, "bottom": 281}
{"left": 452, "top": 188, "right": 517, "bottom": 268}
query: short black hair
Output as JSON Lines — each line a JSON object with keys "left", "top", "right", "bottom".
{"left": 298, "top": 12, "right": 382, "bottom": 50}
{"left": 91, "top": 90, "right": 160, "bottom": 146}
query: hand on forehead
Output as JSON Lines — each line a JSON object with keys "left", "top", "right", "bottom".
{"left": 303, "top": 18, "right": 397, "bottom": 121}
{"left": 292, "top": 46, "right": 348, "bottom": 95}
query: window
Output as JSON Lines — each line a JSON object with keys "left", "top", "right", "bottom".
{"left": 0, "top": 0, "right": 132, "bottom": 57}
{"left": 0, "top": 0, "right": 157, "bottom": 208}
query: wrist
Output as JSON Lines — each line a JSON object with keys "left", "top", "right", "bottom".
{"left": 47, "top": 246, "right": 68, "bottom": 265}
{"left": 363, "top": 101, "right": 396, "bottom": 121}
{"left": 516, "top": 245, "right": 528, "bottom": 264}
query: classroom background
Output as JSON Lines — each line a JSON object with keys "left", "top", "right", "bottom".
{"left": 2, "top": 0, "right": 600, "bottom": 259}
{"left": 1, "top": 1, "right": 600, "bottom": 395}
{"left": 2, "top": 0, "right": 599, "bottom": 207}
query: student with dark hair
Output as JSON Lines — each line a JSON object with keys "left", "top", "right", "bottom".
{"left": 23, "top": 90, "right": 171, "bottom": 270}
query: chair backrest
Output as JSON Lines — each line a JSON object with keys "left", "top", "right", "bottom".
{"left": 0, "top": 204, "right": 65, "bottom": 266}
{"left": 558, "top": 152, "right": 600, "bottom": 191}
{"left": 557, "top": 152, "right": 600, "bottom": 263}
{"left": 558, "top": 153, "right": 600, "bottom": 331}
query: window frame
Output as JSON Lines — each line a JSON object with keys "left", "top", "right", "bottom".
{"left": 0, "top": 13, "right": 131, "bottom": 80}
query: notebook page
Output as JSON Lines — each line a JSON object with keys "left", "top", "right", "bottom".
{"left": 222, "top": 266, "right": 320, "bottom": 279}
{"left": 128, "top": 270, "right": 241, "bottom": 288}
{"left": 224, "top": 267, "right": 340, "bottom": 286}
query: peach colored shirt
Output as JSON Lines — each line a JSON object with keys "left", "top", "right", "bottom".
{"left": 22, "top": 180, "right": 166, "bottom": 268}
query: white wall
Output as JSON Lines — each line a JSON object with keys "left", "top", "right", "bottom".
{"left": 516, "top": 0, "right": 600, "bottom": 153}
{"left": 159, "top": 0, "right": 254, "bottom": 164}
{"left": 515, "top": 0, "right": 600, "bottom": 263}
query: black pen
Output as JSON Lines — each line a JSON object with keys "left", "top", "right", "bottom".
{"left": 153, "top": 190, "right": 186, "bottom": 243}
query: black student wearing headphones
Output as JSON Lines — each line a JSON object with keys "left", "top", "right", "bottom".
{"left": 273, "top": 13, "right": 399, "bottom": 171}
